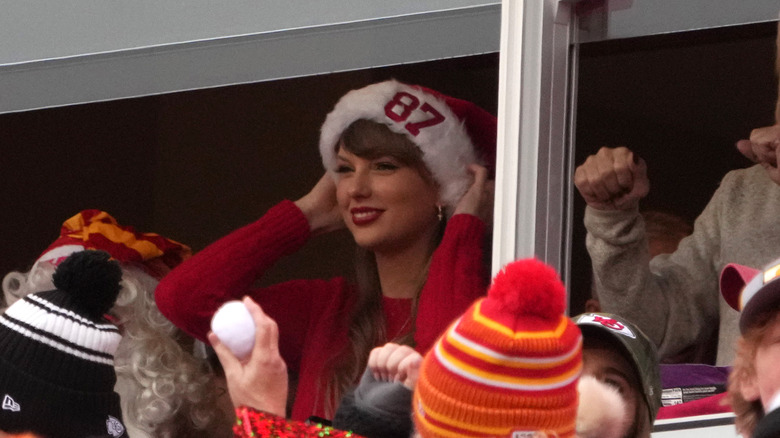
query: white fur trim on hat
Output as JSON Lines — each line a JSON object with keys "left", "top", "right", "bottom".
{"left": 35, "top": 244, "right": 85, "bottom": 265}
{"left": 30, "top": 244, "right": 86, "bottom": 277}
{"left": 319, "top": 80, "right": 478, "bottom": 210}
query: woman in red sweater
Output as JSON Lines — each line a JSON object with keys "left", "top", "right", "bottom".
{"left": 155, "top": 80, "right": 496, "bottom": 421}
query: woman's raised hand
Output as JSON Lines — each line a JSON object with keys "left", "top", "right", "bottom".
{"left": 453, "top": 163, "right": 494, "bottom": 223}
{"left": 294, "top": 173, "right": 345, "bottom": 235}
{"left": 208, "top": 297, "right": 289, "bottom": 417}
{"left": 366, "top": 343, "right": 422, "bottom": 390}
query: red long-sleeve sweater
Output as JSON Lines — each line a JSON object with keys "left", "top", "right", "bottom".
{"left": 155, "top": 200, "right": 487, "bottom": 421}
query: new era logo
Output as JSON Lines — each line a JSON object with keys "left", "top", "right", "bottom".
{"left": 106, "top": 415, "right": 125, "bottom": 437}
{"left": 2, "top": 395, "right": 20, "bottom": 412}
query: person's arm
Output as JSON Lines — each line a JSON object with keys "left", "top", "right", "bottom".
{"left": 155, "top": 200, "right": 313, "bottom": 342}
{"left": 210, "top": 297, "right": 289, "bottom": 417}
{"left": 156, "top": 174, "right": 344, "bottom": 344}
{"left": 414, "top": 164, "right": 490, "bottom": 353}
{"left": 585, "top": 201, "right": 722, "bottom": 361}
{"left": 212, "top": 297, "right": 364, "bottom": 438}
{"left": 577, "top": 147, "right": 723, "bottom": 360}
{"left": 210, "top": 297, "right": 362, "bottom": 438}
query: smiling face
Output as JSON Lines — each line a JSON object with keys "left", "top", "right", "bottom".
{"left": 335, "top": 146, "right": 440, "bottom": 253}
{"left": 333, "top": 120, "right": 441, "bottom": 254}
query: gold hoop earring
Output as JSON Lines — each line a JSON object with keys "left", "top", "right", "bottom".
{"left": 436, "top": 205, "right": 443, "bottom": 222}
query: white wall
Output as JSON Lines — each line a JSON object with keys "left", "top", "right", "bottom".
{"left": 580, "top": 0, "right": 779, "bottom": 42}
{"left": 0, "top": 1, "right": 501, "bottom": 113}
{"left": 0, "top": 0, "right": 497, "bottom": 64}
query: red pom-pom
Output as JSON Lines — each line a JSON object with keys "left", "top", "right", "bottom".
{"left": 487, "top": 258, "right": 566, "bottom": 320}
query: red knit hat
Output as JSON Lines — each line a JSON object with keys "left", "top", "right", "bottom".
{"left": 413, "top": 258, "right": 582, "bottom": 438}
{"left": 35, "top": 210, "right": 191, "bottom": 279}
{"left": 319, "top": 80, "right": 496, "bottom": 212}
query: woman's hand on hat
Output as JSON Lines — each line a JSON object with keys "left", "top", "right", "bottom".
{"left": 367, "top": 343, "right": 422, "bottom": 390}
{"left": 208, "top": 297, "right": 288, "bottom": 417}
{"left": 295, "top": 173, "right": 345, "bottom": 236}
{"left": 453, "top": 163, "right": 493, "bottom": 224}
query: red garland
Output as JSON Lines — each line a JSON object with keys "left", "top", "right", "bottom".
{"left": 233, "top": 406, "right": 365, "bottom": 438}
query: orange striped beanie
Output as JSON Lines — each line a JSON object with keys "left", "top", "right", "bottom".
{"left": 35, "top": 210, "right": 191, "bottom": 279}
{"left": 413, "top": 258, "right": 582, "bottom": 438}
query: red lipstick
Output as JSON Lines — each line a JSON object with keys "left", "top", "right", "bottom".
{"left": 350, "top": 207, "right": 383, "bottom": 225}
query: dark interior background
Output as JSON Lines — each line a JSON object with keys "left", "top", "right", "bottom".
{"left": 1, "top": 19, "right": 777, "bottom": 315}
{"left": 0, "top": 54, "right": 499, "bottom": 287}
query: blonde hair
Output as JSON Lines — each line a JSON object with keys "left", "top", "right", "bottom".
{"left": 2, "top": 263, "right": 56, "bottom": 308}
{"left": 727, "top": 311, "right": 780, "bottom": 437}
{"left": 3, "top": 262, "right": 232, "bottom": 437}
{"left": 321, "top": 119, "right": 443, "bottom": 416}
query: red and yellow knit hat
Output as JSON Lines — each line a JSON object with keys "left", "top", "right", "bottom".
{"left": 34, "top": 210, "right": 191, "bottom": 279}
{"left": 413, "top": 258, "right": 582, "bottom": 438}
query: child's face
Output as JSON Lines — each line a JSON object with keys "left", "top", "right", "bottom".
{"left": 742, "top": 315, "right": 780, "bottom": 410}
{"left": 582, "top": 345, "right": 640, "bottom": 437}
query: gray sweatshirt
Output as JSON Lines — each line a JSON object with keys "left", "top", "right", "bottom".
{"left": 585, "top": 164, "right": 780, "bottom": 365}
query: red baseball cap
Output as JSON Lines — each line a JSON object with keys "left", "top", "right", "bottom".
{"left": 720, "top": 258, "right": 780, "bottom": 332}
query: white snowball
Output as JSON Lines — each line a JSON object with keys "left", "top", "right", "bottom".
{"left": 210, "top": 300, "right": 256, "bottom": 360}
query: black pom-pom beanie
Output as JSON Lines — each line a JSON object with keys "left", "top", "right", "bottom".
{"left": 0, "top": 250, "right": 127, "bottom": 438}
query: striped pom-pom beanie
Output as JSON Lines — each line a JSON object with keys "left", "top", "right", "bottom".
{"left": 35, "top": 209, "right": 191, "bottom": 279}
{"left": 413, "top": 258, "right": 582, "bottom": 438}
{"left": 0, "top": 250, "right": 128, "bottom": 438}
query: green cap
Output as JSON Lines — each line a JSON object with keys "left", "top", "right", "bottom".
{"left": 573, "top": 312, "right": 662, "bottom": 423}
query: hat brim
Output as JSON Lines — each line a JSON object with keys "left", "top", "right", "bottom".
{"left": 720, "top": 262, "right": 780, "bottom": 332}
{"left": 719, "top": 263, "right": 760, "bottom": 312}
{"left": 740, "top": 279, "right": 780, "bottom": 332}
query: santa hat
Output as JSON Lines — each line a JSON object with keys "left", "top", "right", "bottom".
{"left": 319, "top": 80, "right": 496, "bottom": 212}
{"left": 412, "top": 258, "right": 582, "bottom": 438}
{"left": 34, "top": 210, "right": 191, "bottom": 279}
{"left": 720, "top": 257, "right": 780, "bottom": 332}
{"left": 0, "top": 250, "right": 128, "bottom": 438}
